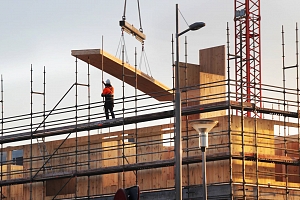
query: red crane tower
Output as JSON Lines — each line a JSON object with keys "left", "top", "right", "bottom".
{"left": 234, "top": 0, "right": 262, "bottom": 117}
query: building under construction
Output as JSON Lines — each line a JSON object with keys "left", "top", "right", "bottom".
{"left": 1, "top": 2, "right": 300, "bottom": 200}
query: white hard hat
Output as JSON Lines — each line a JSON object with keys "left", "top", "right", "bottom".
{"left": 105, "top": 79, "right": 111, "bottom": 85}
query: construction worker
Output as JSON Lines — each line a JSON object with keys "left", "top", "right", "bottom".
{"left": 101, "top": 79, "right": 115, "bottom": 119}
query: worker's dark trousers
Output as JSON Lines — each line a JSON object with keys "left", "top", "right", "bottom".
{"left": 104, "top": 103, "right": 115, "bottom": 119}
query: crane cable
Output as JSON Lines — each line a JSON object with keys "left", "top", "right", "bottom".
{"left": 122, "top": 0, "right": 127, "bottom": 20}
{"left": 122, "top": 0, "right": 143, "bottom": 33}
{"left": 115, "top": 30, "right": 130, "bottom": 63}
{"left": 136, "top": 0, "right": 143, "bottom": 33}
{"left": 121, "top": 0, "right": 152, "bottom": 76}
{"left": 139, "top": 43, "right": 152, "bottom": 77}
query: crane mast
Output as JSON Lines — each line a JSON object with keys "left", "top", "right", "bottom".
{"left": 234, "top": 0, "right": 262, "bottom": 117}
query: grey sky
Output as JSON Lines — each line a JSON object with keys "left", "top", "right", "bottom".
{"left": 0, "top": 0, "right": 299, "bottom": 118}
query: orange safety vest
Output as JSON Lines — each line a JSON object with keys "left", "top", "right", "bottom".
{"left": 102, "top": 85, "right": 114, "bottom": 104}
{"left": 102, "top": 86, "right": 114, "bottom": 96}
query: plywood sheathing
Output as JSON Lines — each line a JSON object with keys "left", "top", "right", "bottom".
{"left": 71, "top": 49, "right": 173, "bottom": 101}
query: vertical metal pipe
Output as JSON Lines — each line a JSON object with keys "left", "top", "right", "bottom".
{"left": 281, "top": 25, "right": 289, "bottom": 199}
{"left": 252, "top": 21, "right": 259, "bottom": 199}
{"left": 30, "top": 65, "right": 33, "bottom": 200}
{"left": 135, "top": 47, "right": 138, "bottom": 186}
{"left": 87, "top": 57, "right": 91, "bottom": 197}
{"left": 75, "top": 57, "right": 78, "bottom": 199}
{"left": 43, "top": 66, "right": 46, "bottom": 135}
{"left": 102, "top": 36, "right": 104, "bottom": 91}
{"left": 43, "top": 66, "right": 46, "bottom": 200}
{"left": 201, "top": 148, "right": 207, "bottom": 200}
{"left": 295, "top": 23, "right": 300, "bottom": 184}
{"left": 175, "top": 3, "right": 182, "bottom": 200}
{"left": 101, "top": 36, "right": 104, "bottom": 134}
{"left": 0, "top": 75, "right": 3, "bottom": 200}
{"left": 239, "top": 23, "right": 246, "bottom": 199}
{"left": 122, "top": 44, "right": 125, "bottom": 188}
{"left": 201, "top": 146, "right": 207, "bottom": 200}
{"left": 226, "top": 22, "right": 234, "bottom": 200}
{"left": 184, "top": 35, "right": 190, "bottom": 199}
{"left": 172, "top": 34, "right": 175, "bottom": 97}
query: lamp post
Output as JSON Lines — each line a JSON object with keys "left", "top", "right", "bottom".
{"left": 175, "top": 4, "right": 205, "bottom": 200}
{"left": 190, "top": 119, "right": 218, "bottom": 200}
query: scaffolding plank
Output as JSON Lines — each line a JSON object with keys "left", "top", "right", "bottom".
{"left": 71, "top": 49, "right": 173, "bottom": 101}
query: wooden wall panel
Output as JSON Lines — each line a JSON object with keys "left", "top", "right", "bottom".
{"left": 275, "top": 140, "right": 300, "bottom": 183}
{"left": 137, "top": 133, "right": 153, "bottom": 190}
{"left": 199, "top": 45, "right": 225, "bottom": 76}
{"left": 23, "top": 143, "right": 47, "bottom": 200}
{"left": 10, "top": 114, "right": 300, "bottom": 198}
{"left": 180, "top": 63, "right": 201, "bottom": 120}
{"left": 182, "top": 116, "right": 230, "bottom": 186}
{"left": 123, "top": 144, "right": 137, "bottom": 189}
{"left": 161, "top": 146, "right": 174, "bottom": 188}
{"left": 89, "top": 141, "right": 103, "bottom": 196}
{"left": 179, "top": 45, "right": 226, "bottom": 120}
{"left": 1, "top": 165, "right": 23, "bottom": 200}
{"left": 101, "top": 141, "right": 119, "bottom": 194}
{"left": 199, "top": 72, "right": 226, "bottom": 118}
{"left": 230, "top": 116, "right": 276, "bottom": 185}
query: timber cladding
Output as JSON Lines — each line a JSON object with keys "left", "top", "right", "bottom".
{"left": 2, "top": 115, "right": 300, "bottom": 199}
{"left": 179, "top": 45, "right": 226, "bottom": 120}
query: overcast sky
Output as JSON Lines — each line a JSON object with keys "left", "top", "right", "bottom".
{"left": 0, "top": 0, "right": 299, "bottom": 118}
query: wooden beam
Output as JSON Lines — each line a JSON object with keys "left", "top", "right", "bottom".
{"left": 71, "top": 49, "right": 172, "bottom": 101}
{"left": 119, "top": 20, "right": 146, "bottom": 42}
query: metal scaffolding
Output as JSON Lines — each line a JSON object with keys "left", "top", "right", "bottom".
{"left": 0, "top": 24, "right": 299, "bottom": 200}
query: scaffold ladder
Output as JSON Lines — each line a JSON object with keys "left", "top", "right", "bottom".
{"left": 31, "top": 66, "right": 53, "bottom": 173}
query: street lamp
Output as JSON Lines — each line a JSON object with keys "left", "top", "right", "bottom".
{"left": 190, "top": 119, "right": 218, "bottom": 200}
{"left": 175, "top": 3, "right": 205, "bottom": 200}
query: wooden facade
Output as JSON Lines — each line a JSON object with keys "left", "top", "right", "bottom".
{"left": 2, "top": 115, "right": 300, "bottom": 199}
{"left": 1, "top": 45, "right": 300, "bottom": 199}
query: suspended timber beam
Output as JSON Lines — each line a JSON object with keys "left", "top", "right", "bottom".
{"left": 119, "top": 20, "right": 146, "bottom": 42}
{"left": 71, "top": 49, "right": 172, "bottom": 101}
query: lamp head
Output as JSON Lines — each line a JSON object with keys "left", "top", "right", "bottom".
{"left": 190, "top": 119, "right": 218, "bottom": 148}
{"left": 190, "top": 119, "right": 218, "bottom": 134}
{"left": 189, "top": 22, "right": 205, "bottom": 31}
{"left": 178, "top": 22, "right": 206, "bottom": 37}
